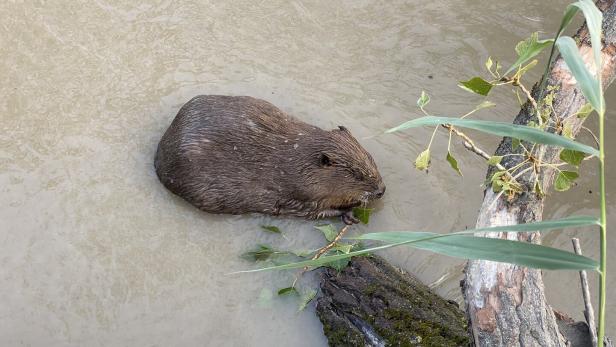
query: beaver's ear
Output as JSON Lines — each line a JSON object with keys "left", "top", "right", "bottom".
{"left": 319, "top": 153, "right": 332, "bottom": 167}
{"left": 335, "top": 125, "right": 353, "bottom": 138}
{"left": 332, "top": 125, "right": 353, "bottom": 137}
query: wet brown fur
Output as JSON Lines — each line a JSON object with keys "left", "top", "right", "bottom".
{"left": 154, "top": 95, "right": 385, "bottom": 220}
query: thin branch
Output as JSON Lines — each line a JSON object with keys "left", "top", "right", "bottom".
{"left": 507, "top": 76, "right": 542, "bottom": 126}
{"left": 511, "top": 165, "right": 533, "bottom": 180}
{"left": 312, "top": 225, "right": 351, "bottom": 260}
{"left": 517, "top": 81, "right": 539, "bottom": 116}
{"left": 441, "top": 124, "right": 507, "bottom": 172}
{"left": 292, "top": 224, "right": 351, "bottom": 287}
{"left": 444, "top": 124, "right": 536, "bottom": 202}
{"left": 572, "top": 238, "right": 598, "bottom": 347}
{"left": 582, "top": 125, "right": 601, "bottom": 147}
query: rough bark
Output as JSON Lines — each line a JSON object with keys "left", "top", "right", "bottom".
{"left": 316, "top": 256, "right": 470, "bottom": 347}
{"left": 463, "top": 1, "right": 616, "bottom": 346}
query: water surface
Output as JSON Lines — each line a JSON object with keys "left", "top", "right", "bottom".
{"left": 1, "top": 1, "right": 614, "bottom": 345}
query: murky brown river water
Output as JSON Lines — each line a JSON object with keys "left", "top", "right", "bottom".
{"left": 1, "top": 1, "right": 615, "bottom": 345}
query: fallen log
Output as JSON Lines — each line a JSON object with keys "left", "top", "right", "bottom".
{"left": 316, "top": 256, "right": 597, "bottom": 346}
{"left": 316, "top": 256, "right": 470, "bottom": 346}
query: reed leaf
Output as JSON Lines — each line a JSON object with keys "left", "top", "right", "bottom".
{"left": 234, "top": 216, "right": 599, "bottom": 273}
{"left": 386, "top": 116, "right": 599, "bottom": 156}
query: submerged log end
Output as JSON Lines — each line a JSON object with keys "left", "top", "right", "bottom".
{"left": 316, "top": 256, "right": 470, "bottom": 346}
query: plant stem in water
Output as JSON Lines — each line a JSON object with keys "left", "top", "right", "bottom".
{"left": 598, "top": 108, "right": 607, "bottom": 344}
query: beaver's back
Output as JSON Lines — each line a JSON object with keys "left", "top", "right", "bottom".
{"left": 154, "top": 95, "right": 320, "bottom": 215}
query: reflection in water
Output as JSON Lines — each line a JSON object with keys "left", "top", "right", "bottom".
{"left": 1, "top": 0, "right": 614, "bottom": 345}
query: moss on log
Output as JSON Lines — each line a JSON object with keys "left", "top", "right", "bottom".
{"left": 316, "top": 256, "right": 470, "bottom": 346}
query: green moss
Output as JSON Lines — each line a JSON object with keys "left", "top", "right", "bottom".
{"left": 373, "top": 308, "right": 470, "bottom": 347}
{"left": 320, "top": 257, "right": 470, "bottom": 346}
{"left": 321, "top": 322, "right": 365, "bottom": 346}
{"left": 363, "top": 283, "right": 380, "bottom": 296}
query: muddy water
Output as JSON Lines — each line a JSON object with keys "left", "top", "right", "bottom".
{"left": 1, "top": 1, "right": 614, "bottom": 345}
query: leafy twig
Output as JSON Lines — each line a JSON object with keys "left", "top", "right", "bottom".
{"left": 441, "top": 124, "right": 507, "bottom": 172}
{"left": 292, "top": 224, "right": 351, "bottom": 287}
{"left": 313, "top": 225, "right": 351, "bottom": 259}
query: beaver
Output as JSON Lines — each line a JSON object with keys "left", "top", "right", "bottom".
{"left": 154, "top": 95, "right": 385, "bottom": 224}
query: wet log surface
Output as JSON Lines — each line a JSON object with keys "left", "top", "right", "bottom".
{"left": 316, "top": 256, "right": 470, "bottom": 347}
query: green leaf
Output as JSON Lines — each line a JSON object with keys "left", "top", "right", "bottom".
{"left": 491, "top": 178, "right": 503, "bottom": 193}
{"left": 535, "top": 181, "right": 545, "bottom": 198}
{"left": 557, "top": 3, "right": 582, "bottom": 40}
{"left": 521, "top": 59, "right": 539, "bottom": 72}
{"left": 537, "top": 0, "right": 593, "bottom": 99}
{"left": 474, "top": 100, "right": 497, "bottom": 111}
{"left": 352, "top": 207, "right": 373, "bottom": 224}
{"left": 417, "top": 90, "right": 430, "bottom": 109}
{"left": 490, "top": 170, "right": 506, "bottom": 182}
{"left": 459, "top": 77, "right": 493, "bottom": 96}
{"left": 485, "top": 56, "right": 493, "bottom": 71}
{"left": 235, "top": 244, "right": 390, "bottom": 273}
{"left": 373, "top": 215, "right": 600, "bottom": 234}
{"left": 261, "top": 225, "right": 282, "bottom": 234}
{"left": 575, "top": 103, "right": 593, "bottom": 119}
{"left": 386, "top": 116, "right": 599, "bottom": 156}
{"left": 315, "top": 224, "right": 338, "bottom": 242}
{"left": 357, "top": 232, "right": 597, "bottom": 270}
{"left": 555, "top": 171, "right": 579, "bottom": 191}
{"left": 560, "top": 149, "right": 585, "bottom": 167}
{"left": 278, "top": 287, "right": 299, "bottom": 296}
{"left": 514, "top": 59, "right": 539, "bottom": 79}
{"left": 459, "top": 101, "right": 496, "bottom": 120}
{"left": 414, "top": 149, "right": 431, "bottom": 171}
{"left": 562, "top": 121, "right": 574, "bottom": 139}
{"left": 489, "top": 170, "right": 522, "bottom": 195}
{"left": 556, "top": 36, "right": 603, "bottom": 114}
{"left": 298, "top": 289, "right": 317, "bottom": 311}
{"left": 327, "top": 256, "right": 350, "bottom": 272}
{"left": 505, "top": 32, "right": 554, "bottom": 75}
{"left": 488, "top": 156, "right": 503, "bottom": 166}
{"left": 241, "top": 244, "right": 276, "bottom": 262}
{"left": 512, "top": 138, "right": 520, "bottom": 150}
{"left": 233, "top": 216, "right": 599, "bottom": 273}
{"left": 571, "top": 0, "right": 603, "bottom": 83}
{"left": 330, "top": 244, "right": 353, "bottom": 254}
{"left": 291, "top": 249, "right": 314, "bottom": 257}
{"left": 446, "top": 152, "right": 462, "bottom": 176}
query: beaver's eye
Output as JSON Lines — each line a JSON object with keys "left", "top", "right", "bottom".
{"left": 319, "top": 153, "right": 332, "bottom": 167}
{"left": 351, "top": 169, "right": 364, "bottom": 181}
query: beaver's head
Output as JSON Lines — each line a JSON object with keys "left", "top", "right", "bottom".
{"left": 295, "top": 126, "right": 385, "bottom": 215}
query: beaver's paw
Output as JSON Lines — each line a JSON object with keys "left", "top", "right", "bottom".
{"left": 341, "top": 210, "right": 360, "bottom": 225}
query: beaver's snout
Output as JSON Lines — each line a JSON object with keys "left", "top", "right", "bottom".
{"left": 366, "top": 183, "right": 386, "bottom": 201}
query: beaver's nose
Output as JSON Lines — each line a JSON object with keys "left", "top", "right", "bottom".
{"left": 375, "top": 184, "right": 386, "bottom": 198}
